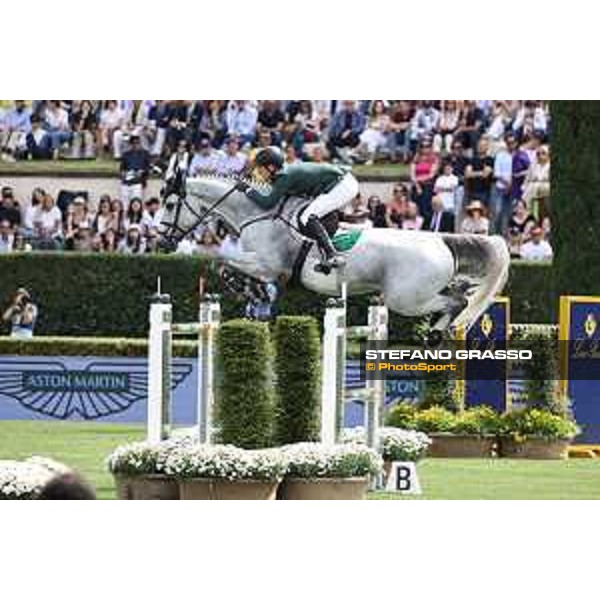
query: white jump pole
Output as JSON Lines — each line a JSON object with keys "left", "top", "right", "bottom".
{"left": 365, "top": 299, "right": 388, "bottom": 448}
{"left": 147, "top": 286, "right": 173, "bottom": 444}
{"left": 197, "top": 295, "right": 220, "bottom": 443}
{"left": 320, "top": 296, "right": 347, "bottom": 445}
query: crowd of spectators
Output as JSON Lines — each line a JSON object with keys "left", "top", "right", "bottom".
{"left": 0, "top": 101, "right": 552, "bottom": 261}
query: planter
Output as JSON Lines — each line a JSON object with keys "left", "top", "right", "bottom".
{"left": 114, "top": 474, "right": 180, "bottom": 500}
{"left": 113, "top": 474, "right": 134, "bottom": 500}
{"left": 179, "top": 479, "right": 279, "bottom": 500}
{"left": 498, "top": 437, "right": 572, "bottom": 460}
{"left": 278, "top": 477, "right": 369, "bottom": 500}
{"left": 426, "top": 434, "right": 496, "bottom": 458}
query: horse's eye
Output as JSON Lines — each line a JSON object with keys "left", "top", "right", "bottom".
{"left": 165, "top": 202, "right": 175, "bottom": 211}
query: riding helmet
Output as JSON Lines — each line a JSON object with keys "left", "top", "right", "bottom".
{"left": 255, "top": 146, "right": 284, "bottom": 170}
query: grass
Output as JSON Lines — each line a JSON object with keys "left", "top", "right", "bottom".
{"left": 1, "top": 420, "right": 598, "bottom": 499}
{"left": 0, "top": 158, "right": 409, "bottom": 180}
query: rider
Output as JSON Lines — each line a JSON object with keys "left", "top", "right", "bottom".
{"left": 236, "top": 146, "right": 359, "bottom": 273}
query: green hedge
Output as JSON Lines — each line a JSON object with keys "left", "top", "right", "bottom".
{"left": 273, "top": 316, "right": 321, "bottom": 444}
{"left": 0, "top": 254, "right": 559, "bottom": 340}
{"left": 214, "top": 319, "right": 274, "bottom": 449}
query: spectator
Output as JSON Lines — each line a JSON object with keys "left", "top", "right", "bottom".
{"left": 37, "top": 472, "right": 96, "bottom": 500}
{"left": 245, "top": 280, "right": 278, "bottom": 322}
{"left": 196, "top": 228, "right": 222, "bottom": 258}
{"left": 464, "top": 137, "right": 494, "bottom": 208}
{"left": 401, "top": 201, "right": 424, "bottom": 231}
{"left": 2, "top": 287, "right": 38, "bottom": 338}
{"left": 110, "top": 198, "right": 126, "bottom": 238}
{"left": 190, "top": 138, "right": 218, "bottom": 175}
{"left": 141, "top": 197, "right": 163, "bottom": 232}
{"left": 147, "top": 100, "right": 170, "bottom": 158}
{"left": 358, "top": 100, "right": 391, "bottom": 164}
{"left": 72, "top": 222, "right": 95, "bottom": 252}
{"left": 340, "top": 194, "right": 372, "bottom": 230}
{"left": 284, "top": 145, "right": 300, "bottom": 165}
{"left": 43, "top": 101, "right": 72, "bottom": 159}
{"left": 454, "top": 100, "right": 484, "bottom": 155}
{"left": 25, "top": 115, "right": 52, "bottom": 159}
{"left": 426, "top": 194, "right": 455, "bottom": 233}
{"left": 225, "top": 101, "right": 258, "bottom": 147}
{"left": 513, "top": 101, "right": 548, "bottom": 140}
{"left": 388, "top": 100, "right": 413, "bottom": 163}
{"left": 118, "top": 224, "right": 146, "bottom": 255}
{"left": 387, "top": 183, "right": 409, "bottom": 228}
{"left": 164, "top": 100, "right": 191, "bottom": 153}
{"left": 490, "top": 140, "right": 513, "bottom": 234}
{"left": 409, "top": 101, "right": 440, "bottom": 152}
{"left": 0, "top": 100, "right": 31, "bottom": 161}
{"left": 215, "top": 136, "right": 247, "bottom": 175}
{"left": 327, "top": 100, "right": 365, "bottom": 163}
{"left": 114, "top": 100, "right": 154, "bottom": 158}
{"left": 434, "top": 161, "right": 459, "bottom": 214}
{"left": 93, "top": 195, "right": 114, "bottom": 236}
{"left": 0, "top": 219, "right": 15, "bottom": 253}
{"left": 196, "top": 100, "right": 227, "bottom": 148}
{"left": 98, "top": 100, "right": 125, "bottom": 157}
{"left": 21, "top": 188, "right": 45, "bottom": 237}
{"left": 0, "top": 187, "right": 21, "bottom": 229}
{"left": 164, "top": 140, "right": 190, "bottom": 199}
{"left": 144, "top": 227, "right": 160, "bottom": 253}
{"left": 410, "top": 140, "right": 439, "bottom": 220}
{"left": 520, "top": 226, "right": 553, "bottom": 261}
{"left": 367, "top": 195, "right": 389, "bottom": 228}
{"left": 433, "top": 100, "right": 461, "bottom": 155}
{"left": 70, "top": 100, "right": 98, "bottom": 159}
{"left": 485, "top": 101, "right": 510, "bottom": 154}
{"left": 120, "top": 133, "right": 150, "bottom": 202}
{"left": 99, "top": 228, "right": 119, "bottom": 253}
{"left": 506, "top": 132, "right": 530, "bottom": 202}
{"left": 507, "top": 199, "right": 536, "bottom": 256}
{"left": 124, "top": 197, "right": 144, "bottom": 229}
{"left": 523, "top": 145, "right": 551, "bottom": 221}
{"left": 257, "top": 100, "right": 285, "bottom": 146}
{"left": 32, "top": 193, "right": 63, "bottom": 249}
{"left": 64, "top": 196, "right": 93, "bottom": 250}
{"left": 460, "top": 200, "right": 489, "bottom": 235}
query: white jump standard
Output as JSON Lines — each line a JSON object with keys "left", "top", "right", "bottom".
{"left": 147, "top": 292, "right": 220, "bottom": 444}
{"left": 320, "top": 295, "right": 388, "bottom": 448}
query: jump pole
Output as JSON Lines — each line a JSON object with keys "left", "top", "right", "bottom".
{"left": 320, "top": 286, "right": 388, "bottom": 448}
{"left": 147, "top": 283, "right": 173, "bottom": 444}
{"left": 147, "top": 282, "right": 220, "bottom": 444}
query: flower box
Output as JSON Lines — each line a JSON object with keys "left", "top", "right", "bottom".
{"left": 278, "top": 477, "right": 369, "bottom": 500}
{"left": 179, "top": 479, "right": 279, "bottom": 500}
{"left": 118, "top": 474, "right": 180, "bottom": 500}
{"left": 498, "top": 437, "right": 571, "bottom": 460}
{"left": 427, "top": 433, "right": 496, "bottom": 458}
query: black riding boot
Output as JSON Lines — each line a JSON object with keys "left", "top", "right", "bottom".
{"left": 303, "top": 214, "right": 344, "bottom": 274}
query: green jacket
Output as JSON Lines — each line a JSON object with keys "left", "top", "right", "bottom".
{"left": 247, "top": 162, "right": 348, "bottom": 210}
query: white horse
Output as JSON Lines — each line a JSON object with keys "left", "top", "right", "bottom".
{"left": 159, "top": 173, "right": 510, "bottom": 336}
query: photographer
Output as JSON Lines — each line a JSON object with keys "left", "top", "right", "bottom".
{"left": 2, "top": 288, "right": 38, "bottom": 339}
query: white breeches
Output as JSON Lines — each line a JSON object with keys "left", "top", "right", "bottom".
{"left": 299, "top": 173, "right": 359, "bottom": 225}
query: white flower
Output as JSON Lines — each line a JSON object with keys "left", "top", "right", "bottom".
{"left": 0, "top": 457, "right": 71, "bottom": 499}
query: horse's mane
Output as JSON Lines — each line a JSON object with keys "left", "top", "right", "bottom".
{"left": 190, "top": 170, "right": 271, "bottom": 194}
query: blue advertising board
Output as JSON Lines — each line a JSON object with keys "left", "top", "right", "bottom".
{"left": 461, "top": 298, "right": 510, "bottom": 412}
{"left": 559, "top": 296, "right": 600, "bottom": 444}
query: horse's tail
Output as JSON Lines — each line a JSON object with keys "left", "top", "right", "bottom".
{"left": 441, "top": 234, "right": 510, "bottom": 331}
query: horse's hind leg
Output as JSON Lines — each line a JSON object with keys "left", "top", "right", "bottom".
{"left": 411, "top": 293, "right": 467, "bottom": 346}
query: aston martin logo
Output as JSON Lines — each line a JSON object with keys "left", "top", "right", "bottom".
{"left": 584, "top": 313, "right": 597, "bottom": 338}
{"left": 0, "top": 360, "right": 193, "bottom": 420}
{"left": 480, "top": 314, "right": 493, "bottom": 338}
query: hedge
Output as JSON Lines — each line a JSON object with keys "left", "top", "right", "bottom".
{"left": 0, "top": 254, "right": 559, "bottom": 339}
{"left": 214, "top": 319, "right": 274, "bottom": 449}
{"left": 273, "top": 316, "right": 321, "bottom": 444}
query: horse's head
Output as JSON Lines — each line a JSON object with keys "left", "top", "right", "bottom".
{"left": 158, "top": 174, "right": 253, "bottom": 250}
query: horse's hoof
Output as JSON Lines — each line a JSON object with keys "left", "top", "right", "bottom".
{"left": 426, "top": 330, "right": 443, "bottom": 348}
